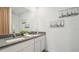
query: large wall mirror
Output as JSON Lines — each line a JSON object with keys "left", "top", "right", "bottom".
{"left": 12, "top": 7, "right": 32, "bottom": 34}
{"left": 12, "top": 7, "right": 39, "bottom": 34}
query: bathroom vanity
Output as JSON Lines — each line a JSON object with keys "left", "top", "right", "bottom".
{"left": 0, "top": 32, "right": 46, "bottom": 52}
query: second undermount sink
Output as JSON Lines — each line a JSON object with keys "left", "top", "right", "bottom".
{"left": 6, "top": 37, "right": 25, "bottom": 43}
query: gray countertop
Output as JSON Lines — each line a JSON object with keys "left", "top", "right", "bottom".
{"left": 0, "top": 33, "right": 46, "bottom": 49}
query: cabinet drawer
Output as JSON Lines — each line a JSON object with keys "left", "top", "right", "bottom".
{"left": 35, "top": 35, "right": 45, "bottom": 42}
{"left": 40, "top": 35, "right": 46, "bottom": 40}
{"left": 35, "top": 37, "right": 41, "bottom": 42}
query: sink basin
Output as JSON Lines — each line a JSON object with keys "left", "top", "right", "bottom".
{"left": 6, "top": 37, "right": 25, "bottom": 43}
{"left": 25, "top": 34, "right": 40, "bottom": 37}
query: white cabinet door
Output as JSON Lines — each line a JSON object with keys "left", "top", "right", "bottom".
{"left": 34, "top": 35, "right": 46, "bottom": 52}
{"left": 0, "top": 39, "right": 34, "bottom": 52}
{"left": 40, "top": 36, "right": 45, "bottom": 51}
{"left": 34, "top": 38, "right": 41, "bottom": 52}
{"left": 0, "top": 44, "right": 23, "bottom": 52}
{"left": 20, "top": 45, "right": 34, "bottom": 52}
{"left": 34, "top": 42, "right": 41, "bottom": 52}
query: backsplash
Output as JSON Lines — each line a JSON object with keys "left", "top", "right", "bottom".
{"left": 0, "top": 33, "right": 21, "bottom": 39}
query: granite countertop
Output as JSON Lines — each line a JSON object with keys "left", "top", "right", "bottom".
{"left": 0, "top": 32, "right": 46, "bottom": 49}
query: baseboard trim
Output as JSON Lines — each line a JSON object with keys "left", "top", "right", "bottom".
{"left": 42, "top": 49, "right": 48, "bottom": 52}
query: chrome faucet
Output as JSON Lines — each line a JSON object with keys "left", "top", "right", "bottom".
{"left": 12, "top": 32, "right": 16, "bottom": 38}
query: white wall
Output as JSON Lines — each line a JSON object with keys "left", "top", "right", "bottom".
{"left": 9, "top": 8, "right": 12, "bottom": 34}
{"left": 65, "top": 15, "right": 79, "bottom": 52}
{"left": 37, "top": 7, "right": 79, "bottom": 52}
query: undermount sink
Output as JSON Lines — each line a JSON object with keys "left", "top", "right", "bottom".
{"left": 6, "top": 37, "right": 25, "bottom": 43}
{"left": 25, "top": 34, "right": 40, "bottom": 37}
